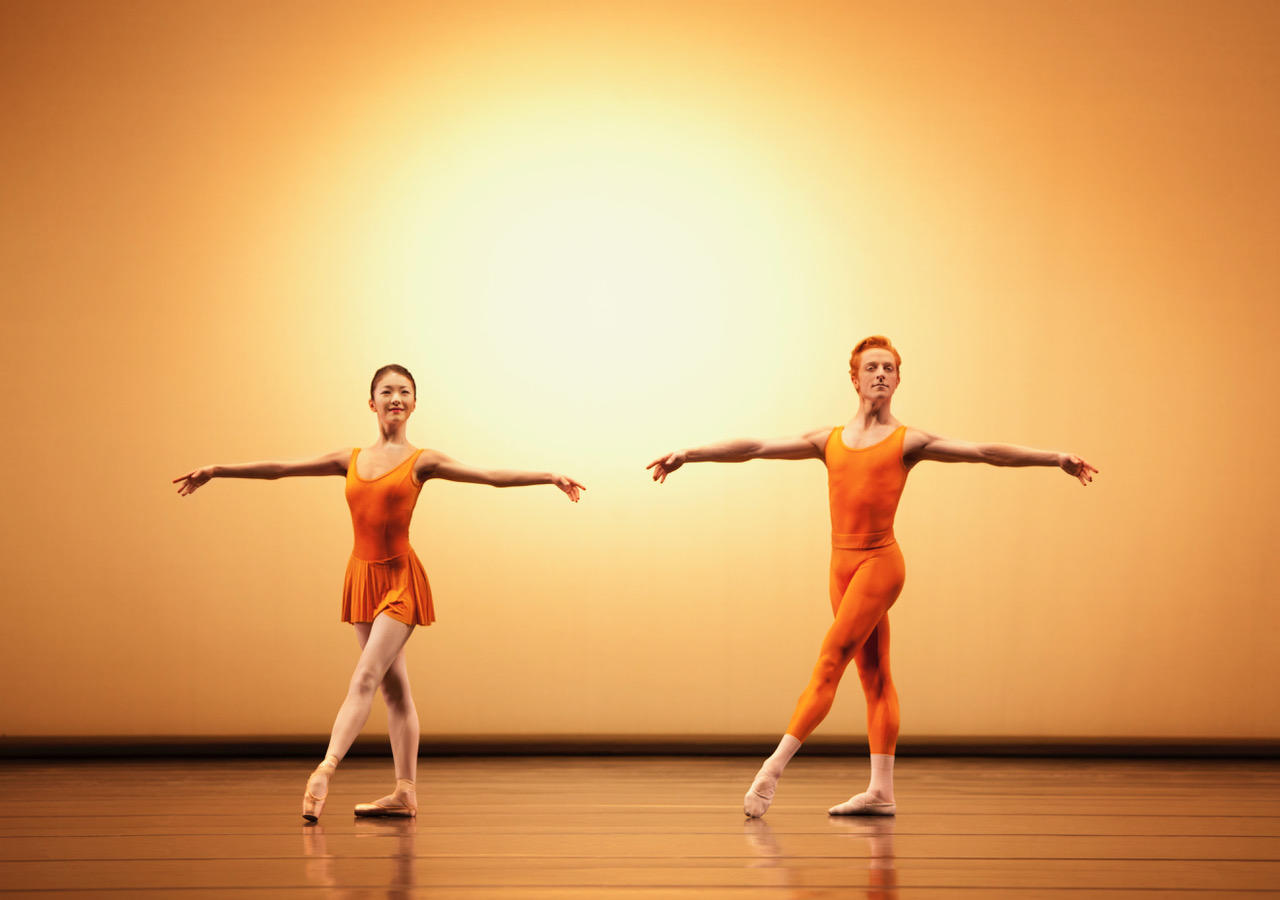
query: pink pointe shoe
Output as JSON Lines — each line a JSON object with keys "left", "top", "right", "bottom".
{"left": 302, "top": 761, "right": 337, "bottom": 822}
{"left": 354, "top": 779, "right": 418, "bottom": 818}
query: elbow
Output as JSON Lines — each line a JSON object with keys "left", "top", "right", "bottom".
{"left": 978, "top": 446, "right": 1010, "bottom": 467}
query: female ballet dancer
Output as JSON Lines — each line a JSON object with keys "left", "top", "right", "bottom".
{"left": 647, "top": 336, "right": 1096, "bottom": 818}
{"left": 174, "top": 364, "right": 585, "bottom": 821}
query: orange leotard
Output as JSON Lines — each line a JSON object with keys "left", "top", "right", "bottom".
{"left": 827, "top": 424, "right": 909, "bottom": 550}
{"left": 340, "top": 448, "right": 436, "bottom": 627}
{"left": 785, "top": 425, "right": 909, "bottom": 749}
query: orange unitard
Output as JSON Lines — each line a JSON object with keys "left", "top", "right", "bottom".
{"left": 341, "top": 448, "right": 436, "bottom": 627}
{"left": 785, "top": 425, "right": 909, "bottom": 753}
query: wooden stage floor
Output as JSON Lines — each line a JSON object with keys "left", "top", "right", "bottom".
{"left": 1, "top": 756, "right": 1278, "bottom": 897}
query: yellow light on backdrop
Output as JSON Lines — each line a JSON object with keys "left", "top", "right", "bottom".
{"left": 317, "top": 88, "right": 833, "bottom": 456}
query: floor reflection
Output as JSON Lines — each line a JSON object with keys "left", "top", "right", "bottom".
{"left": 742, "top": 816, "right": 897, "bottom": 898}
{"left": 302, "top": 818, "right": 417, "bottom": 898}
{"left": 829, "top": 817, "right": 898, "bottom": 897}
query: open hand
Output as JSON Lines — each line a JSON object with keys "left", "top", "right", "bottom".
{"left": 552, "top": 474, "right": 586, "bottom": 502}
{"left": 1059, "top": 454, "right": 1098, "bottom": 486}
{"left": 646, "top": 451, "right": 687, "bottom": 483}
{"left": 172, "top": 467, "right": 213, "bottom": 496}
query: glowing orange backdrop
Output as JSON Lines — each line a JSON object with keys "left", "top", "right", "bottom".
{"left": 2, "top": 0, "right": 1277, "bottom": 739}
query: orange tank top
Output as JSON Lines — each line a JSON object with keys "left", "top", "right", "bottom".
{"left": 345, "top": 448, "right": 425, "bottom": 562}
{"left": 825, "top": 425, "right": 909, "bottom": 550}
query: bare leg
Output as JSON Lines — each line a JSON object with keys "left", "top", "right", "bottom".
{"left": 324, "top": 615, "right": 415, "bottom": 762}
{"left": 302, "top": 615, "right": 414, "bottom": 819}
{"left": 350, "top": 628, "right": 421, "bottom": 816}
{"left": 352, "top": 624, "right": 420, "bottom": 783}
{"left": 381, "top": 653, "right": 420, "bottom": 782}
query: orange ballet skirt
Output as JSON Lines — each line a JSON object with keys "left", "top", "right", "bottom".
{"left": 341, "top": 447, "right": 436, "bottom": 627}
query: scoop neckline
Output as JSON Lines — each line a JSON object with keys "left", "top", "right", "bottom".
{"left": 837, "top": 424, "right": 904, "bottom": 452}
{"left": 352, "top": 447, "right": 420, "bottom": 482}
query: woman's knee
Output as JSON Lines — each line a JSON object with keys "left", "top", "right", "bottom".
{"left": 349, "top": 665, "right": 383, "bottom": 698}
{"left": 380, "top": 670, "right": 414, "bottom": 710}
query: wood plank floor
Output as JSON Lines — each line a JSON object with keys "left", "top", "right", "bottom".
{"left": 1, "top": 756, "right": 1277, "bottom": 897}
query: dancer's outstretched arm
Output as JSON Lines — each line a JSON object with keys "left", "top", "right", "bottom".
{"left": 173, "top": 449, "right": 350, "bottom": 496}
{"left": 416, "top": 451, "right": 585, "bottom": 502}
{"left": 647, "top": 428, "right": 829, "bottom": 483}
{"left": 903, "top": 430, "right": 1097, "bottom": 485}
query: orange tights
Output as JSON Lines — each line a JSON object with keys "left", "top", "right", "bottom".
{"left": 785, "top": 543, "right": 905, "bottom": 753}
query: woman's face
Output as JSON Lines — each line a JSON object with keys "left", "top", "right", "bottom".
{"left": 369, "top": 373, "right": 416, "bottom": 423}
{"left": 854, "top": 348, "right": 900, "bottom": 399}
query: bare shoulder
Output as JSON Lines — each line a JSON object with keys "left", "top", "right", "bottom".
{"left": 901, "top": 426, "right": 935, "bottom": 452}
{"left": 412, "top": 448, "right": 454, "bottom": 480}
{"left": 900, "top": 426, "right": 939, "bottom": 464}
{"left": 293, "top": 448, "right": 352, "bottom": 477}
{"left": 324, "top": 447, "right": 355, "bottom": 473}
{"left": 804, "top": 425, "right": 835, "bottom": 456}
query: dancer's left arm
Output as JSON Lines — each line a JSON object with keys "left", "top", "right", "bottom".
{"left": 414, "top": 450, "right": 585, "bottom": 501}
{"left": 903, "top": 429, "right": 1097, "bottom": 486}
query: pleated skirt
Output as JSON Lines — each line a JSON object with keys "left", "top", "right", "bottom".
{"left": 340, "top": 547, "right": 435, "bottom": 626}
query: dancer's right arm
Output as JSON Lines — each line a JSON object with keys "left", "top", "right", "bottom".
{"left": 647, "top": 428, "right": 828, "bottom": 483}
{"left": 172, "top": 449, "right": 350, "bottom": 496}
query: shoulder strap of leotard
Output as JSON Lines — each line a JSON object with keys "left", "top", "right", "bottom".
{"left": 406, "top": 448, "right": 427, "bottom": 486}
{"left": 823, "top": 426, "right": 842, "bottom": 462}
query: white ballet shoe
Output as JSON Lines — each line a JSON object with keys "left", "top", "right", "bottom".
{"left": 743, "top": 770, "right": 779, "bottom": 818}
{"left": 827, "top": 791, "right": 896, "bottom": 816}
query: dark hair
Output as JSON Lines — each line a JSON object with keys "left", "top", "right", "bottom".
{"left": 370, "top": 364, "right": 416, "bottom": 399}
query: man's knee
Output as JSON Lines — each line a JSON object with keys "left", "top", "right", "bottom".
{"left": 855, "top": 656, "right": 893, "bottom": 699}
{"left": 814, "top": 648, "right": 854, "bottom": 688}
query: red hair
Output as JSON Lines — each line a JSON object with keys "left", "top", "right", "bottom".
{"left": 849, "top": 336, "right": 902, "bottom": 380}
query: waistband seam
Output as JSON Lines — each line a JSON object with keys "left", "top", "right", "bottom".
{"left": 349, "top": 551, "right": 411, "bottom": 564}
{"left": 831, "top": 530, "right": 896, "bottom": 550}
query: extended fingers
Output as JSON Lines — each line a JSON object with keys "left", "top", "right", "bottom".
{"left": 557, "top": 476, "right": 585, "bottom": 501}
{"left": 1075, "top": 457, "right": 1098, "bottom": 485}
{"left": 647, "top": 454, "right": 676, "bottom": 471}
